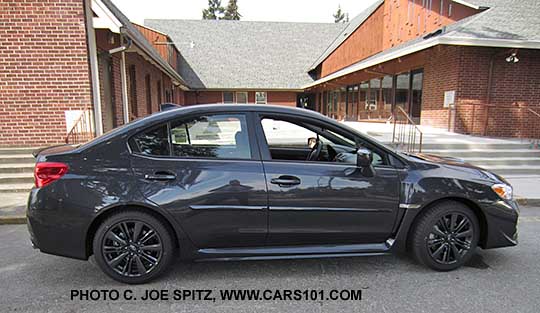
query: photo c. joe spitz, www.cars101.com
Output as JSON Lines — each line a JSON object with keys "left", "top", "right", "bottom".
{"left": 28, "top": 104, "right": 518, "bottom": 284}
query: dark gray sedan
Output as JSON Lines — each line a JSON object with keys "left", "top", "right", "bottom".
{"left": 27, "top": 104, "right": 519, "bottom": 284}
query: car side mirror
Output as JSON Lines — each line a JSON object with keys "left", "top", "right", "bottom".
{"left": 356, "top": 148, "right": 376, "bottom": 177}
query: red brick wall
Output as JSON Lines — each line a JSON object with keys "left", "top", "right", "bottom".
{"left": 125, "top": 52, "right": 176, "bottom": 119}
{"left": 456, "top": 47, "right": 540, "bottom": 137}
{"left": 421, "top": 45, "right": 540, "bottom": 138}
{"left": 0, "top": 0, "right": 92, "bottom": 147}
{"left": 421, "top": 45, "right": 460, "bottom": 129}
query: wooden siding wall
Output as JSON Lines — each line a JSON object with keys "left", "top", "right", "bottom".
{"left": 319, "top": 0, "right": 478, "bottom": 77}
{"left": 133, "top": 23, "right": 178, "bottom": 71}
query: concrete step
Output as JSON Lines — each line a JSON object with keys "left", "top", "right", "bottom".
{"left": 420, "top": 143, "right": 534, "bottom": 150}
{"left": 0, "top": 183, "right": 33, "bottom": 193}
{"left": 0, "top": 147, "right": 38, "bottom": 155}
{"left": 475, "top": 165, "right": 540, "bottom": 176}
{"left": 0, "top": 173, "right": 34, "bottom": 184}
{"left": 422, "top": 149, "right": 540, "bottom": 158}
{"left": 462, "top": 157, "right": 540, "bottom": 166}
{"left": 0, "top": 163, "right": 35, "bottom": 174}
{"left": 0, "top": 154, "right": 35, "bottom": 164}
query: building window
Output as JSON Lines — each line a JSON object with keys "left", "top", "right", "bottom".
{"left": 448, "top": 3, "right": 452, "bottom": 17}
{"left": 255, "top": 92, "right": 267, "bottom": 104}
{"left": 128, "top": 65, "right": 138, "bottom": 118}
{"left": 157, "top": 80, "right": 162, "bottom": 105}
{"left": 223, "top": 91, "right": 234, "bottom": 103}
{"left": 145, "top": 74, "right": 152, "bottom": 114}
{"left": 236, "top": 92, "right": 248, "bottom": 104}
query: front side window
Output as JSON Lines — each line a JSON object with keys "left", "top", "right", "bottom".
{"left": 261, "top": 117, "right": 385, "bottom": 166}
{"left": 170, "top": 114, "right": 251, "bottom": 159}
{"left": 255, "top": 92, "right": 267, "bottom": 104}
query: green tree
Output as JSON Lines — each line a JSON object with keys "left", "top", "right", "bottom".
{"left": 333, "top": 5, "right": 348, "bottom": 23}
{"left": 223, "top": 0, "right": 241, "bottom": 20}
{"left": 202, "top": 0, "right": 224, "bottom": 20}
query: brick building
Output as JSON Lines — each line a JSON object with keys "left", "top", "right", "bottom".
{"left": 303, "top": 0, "right": 540, "bottom": 138}
{"left": 1, "top": 0, "right": 539, "bottom": 148}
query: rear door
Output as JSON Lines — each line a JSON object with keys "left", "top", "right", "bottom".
{"left": 255, "top": 114, "right": 400, "bottom": 246}
{"left": 129, "top": 112, "right": 268, "bottom": 248}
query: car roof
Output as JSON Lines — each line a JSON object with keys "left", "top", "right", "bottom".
{"left": 151, "top": 103, "right": 325, "bottom": 120}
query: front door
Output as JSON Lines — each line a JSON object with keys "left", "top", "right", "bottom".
{"left": 129, "top": 113, "right": 268, "bottom": 248}
{"left": 255, "top": 115, "right": 400, "bottom": 246}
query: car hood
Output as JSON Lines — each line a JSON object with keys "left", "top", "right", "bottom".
{"left": 406, "top": 152, "right": 509, "bottom": 184}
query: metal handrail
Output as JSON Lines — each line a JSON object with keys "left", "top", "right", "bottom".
{"left": 392, "top": 106, "right": 423, "bottom": 153}
{"left": 65, "top": 109, "right": 95, "bottom": 144}
{"left": 462, "top": 104, "right": 540, "bottom": 141}
{"left": 526, "top": 107, "right": 540, "bottom": 149}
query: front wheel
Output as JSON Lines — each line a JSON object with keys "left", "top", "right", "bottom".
{"left": 410, "top": 201, "right": 480, "bottom": 271}
{"left": 93, "top": 210, "right": 176, "bottom": 284}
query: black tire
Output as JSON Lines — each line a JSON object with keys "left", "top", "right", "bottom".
{"left": 410, "top": 201, "right": 479, "bottom": 271}
{"left": 93, "top": 210, "right": 176, "bottom": 284}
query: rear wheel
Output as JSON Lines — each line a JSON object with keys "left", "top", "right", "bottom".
{"left": 410, "top": 201, "right": 479, "bottom": 271}
{"left": 93, "top": 211, "right": 175, "bottom": 284}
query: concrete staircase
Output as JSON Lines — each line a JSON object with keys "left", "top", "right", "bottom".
{"left": 0, "top": 148, "right": 36, "bottom": 195}
{"left": 421, "top": 142, "right": 540, "bottom": 176}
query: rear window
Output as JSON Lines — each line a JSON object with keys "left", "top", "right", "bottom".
{"left": 129, "top": 114, "right": 252, "bottom": 160}
{"left": 130, "top": 125, "right": 170, "bottom": 156}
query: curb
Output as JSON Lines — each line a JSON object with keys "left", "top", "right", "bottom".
{"left": 516, "top": 198, "right": 540, "bottom": 207}
{"left": 0, "top": 216, "right": 26, "bottom": 225}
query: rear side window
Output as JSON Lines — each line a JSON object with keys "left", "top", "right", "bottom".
{"left": 170, "top": 114, "right": 251, "bottom": 159}
{"left": 131, "top": 125, "right": 169, "bottom": 156}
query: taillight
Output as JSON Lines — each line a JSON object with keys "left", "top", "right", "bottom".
{"left": 34, "top": 162, "right": 69, "bottom": 188}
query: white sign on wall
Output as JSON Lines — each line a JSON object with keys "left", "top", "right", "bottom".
{"left": 444, "top": 90, "right": 456, "bottom": 108}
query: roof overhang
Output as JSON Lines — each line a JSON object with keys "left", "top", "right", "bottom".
{"left": 92, "top": 0, "right": 189, "bottom": 90}
{"left": 303, "top": 36, "right": 540, "bottom": 89}
{"left": 91, "top": 0, "right": 122, "bottom": 33}
{"left": 451, "top": 0, "right": 484, "bottom": 10}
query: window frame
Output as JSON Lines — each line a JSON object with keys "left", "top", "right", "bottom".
{"left": 128, "top": 111, "right": 261, "bottom": 162}
{"left": 236, "top": 91, "right": 248, "bottom": 104}
{"left": 222, "top": 91, "right": 234, "bottom": 104}
{"left": 254, "top": 113, "right": 395, "bottom": 168}
{"left": 255, "top": 91, "right": 267, "bottom": 104}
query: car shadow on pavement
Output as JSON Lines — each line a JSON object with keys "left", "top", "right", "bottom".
{"left": 28, "top": 249, "right": 503, "bottom": 288}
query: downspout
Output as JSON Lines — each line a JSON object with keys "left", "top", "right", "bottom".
{"left": 109, "top": 34, "right": 132, "bottom": 125}
{"left": 84, "top": 0, "right": 103, "bottom": 136}
{"left": 484, "top": 49, "right": 515, "bottom": 135}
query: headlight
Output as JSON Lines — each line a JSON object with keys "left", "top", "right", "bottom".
{"left": 491, "top": 183, "right": 513, "bottom": 200}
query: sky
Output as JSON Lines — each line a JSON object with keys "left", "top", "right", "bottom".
{"left": 111, "top": 0, "right": 379, "bottom": 24}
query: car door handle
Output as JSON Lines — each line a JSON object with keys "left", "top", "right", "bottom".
{"left": 144, "top": 171, "right": 176, "bottom": 181}
{"left": 270, "top": 175, "right": 301, "bottom": 186}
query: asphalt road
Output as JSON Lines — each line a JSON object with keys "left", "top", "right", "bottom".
{"left": 1, "top": 207, "right": 539, "bottom": 313}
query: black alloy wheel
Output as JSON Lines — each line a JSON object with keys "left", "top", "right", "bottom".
{"left": 427, "top": 213, "right": 473, "bottom": 264}
{"left": 93, "top": 211, "right": 175, "bottom": 284}
{"left": 102, "top": 220, "right": 163, "bottom": 277}
{"left": 410, "top": 201, "right": 479, "bottom": 271}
